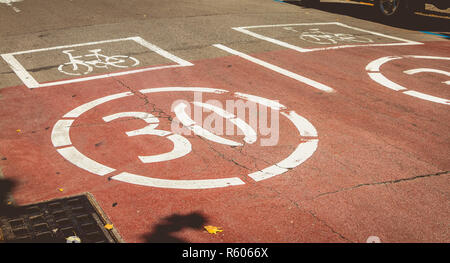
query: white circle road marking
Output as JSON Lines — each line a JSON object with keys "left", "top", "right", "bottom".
{"left": 366, "top": 55, "right": 450, "bottom": 105}
{"left": 51, "top": 87, "right": 319, "bottom": 189}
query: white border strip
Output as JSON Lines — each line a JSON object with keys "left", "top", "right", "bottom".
{"left": 57, "top": 146, "right": 116, "bottom": 176}
{"left": 213, "top": 44, "right": 335, "bottom": 93}
{"left": 233, "top": 22, "right": 422, "bottom": 53}
{"left": 112, "top": 172, "right": 245, "bottom": 189}
{"left": 1, "top": 36, "right": 193, "bottom": 89}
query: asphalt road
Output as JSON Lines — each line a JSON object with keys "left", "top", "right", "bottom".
{"left": 0, "top": 0, "right": 449, "bottom": 244}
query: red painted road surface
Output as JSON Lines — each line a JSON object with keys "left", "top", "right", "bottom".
{"left": 0, "top": 41, "right": 449, "bottom": 243}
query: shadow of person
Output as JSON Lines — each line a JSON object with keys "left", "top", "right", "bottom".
{"left": 0, "top": 178, "right": 66, "bottom": 243}
{"left": 142, "top": 212, "right": 207, "bottom": 243}
{"left": 0, "top": 178, "right": 25, "bottom": 219}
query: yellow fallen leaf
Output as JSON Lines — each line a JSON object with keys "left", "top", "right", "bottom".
{"left": 104, "top": 224, "right": 113, "bottom": 230}
{"left": 58, "top": 188, "right": 64, "bottom": 192}
{"left": 204, "top": 225, "right": 223, "bottom": 234}
{"left": 16, "top": 129, "right": 21, "bottom": 133}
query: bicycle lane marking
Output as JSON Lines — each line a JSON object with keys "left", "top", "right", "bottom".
{"left": 0, "top": 36, "right": 193, "bottom": 89}
{"left": 232, "top": 22, "right": 422, "bottom": 53}
{"left": 0, "top": 40, "right": 449, "bottom": 242}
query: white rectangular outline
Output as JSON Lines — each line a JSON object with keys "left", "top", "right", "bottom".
{"left": 232, "top": 22, "right": 423, "bottom": 53}
{"left": 1, "top": 36, "right": 194, "bottom": 89}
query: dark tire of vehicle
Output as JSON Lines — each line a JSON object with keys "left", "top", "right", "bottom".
{"left": 373, "top": 0, "right": 414, "bottom": 21}
{"left": 302, "top": 0, "right": 320, "bottom": 7}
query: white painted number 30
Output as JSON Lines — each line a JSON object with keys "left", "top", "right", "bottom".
{"left": 51, "top": 87, "right": 319, "bottom": 189}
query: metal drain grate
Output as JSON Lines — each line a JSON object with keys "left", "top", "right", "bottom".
{"left": 0, "top": 193, "right": 121, "bottom": 243}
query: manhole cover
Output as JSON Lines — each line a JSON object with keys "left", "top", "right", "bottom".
{"left": 0, "top": 193, "right": 121, "bottom": 243}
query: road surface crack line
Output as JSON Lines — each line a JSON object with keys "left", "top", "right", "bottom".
{"left": 313, "top": 171, "right": 450, "bottom": 199}
{"left": 262, "top": 185, "right": 353, "bottom": 242}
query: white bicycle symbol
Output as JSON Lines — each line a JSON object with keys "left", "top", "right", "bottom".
{"left": 284, "top": 27, "right": 374, "bottom": 45}
{"left": 58, "top": 49, "right": 140, "bottom": 76}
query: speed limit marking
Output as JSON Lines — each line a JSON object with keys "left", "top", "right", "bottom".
{"left": 51, "top": 87, "right": 319, "bottom": 189}
{"left": 366, "top": 55, "right": 450, "bottom": 105}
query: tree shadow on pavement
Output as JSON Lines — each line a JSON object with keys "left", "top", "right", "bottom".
{"left": 285, "top": 1, "right": 450, "bottom": 38}
{"left": 141, "top": 212, "right": 207, "bottom": 243}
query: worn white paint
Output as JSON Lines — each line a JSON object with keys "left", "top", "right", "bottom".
{"left": 192, "top": 101, "right": 258, "bottom": 144}
{"left": 214, "top": 44, "right": 335, "bottom": 93}
{"left": 52, "top": 88, "right": 319, "bottom": 189}
{"left": 233, "top": 22, "right": 422, "bottom": 53}
{"left": 1, "top": 37, "right": 193, "bottom": 89}
{"left": 111, "top": 172, "right": 246, "bottom": 189}
{"left": 103, "top": 111, "right": 192, "bottom": 163}
{"left": 367, "top": 55, "right": 450, "bottom": 105}
{"left": 51, "top": 120, "right": 74, "bottom": 147}
{"left": 368, "top": 72, "right": 407, "bottom": 91}
{"left": 248, "top": 139, "right": 318, "bottom": 182}
{"left": 174, "top": 103, "right": 243, "bottom": 147}
{"left": 139, "top": 87, "right": 228, "bottom": 95}
{"left": 281, "top": 111, "right": 317, "bottom": 137}
{"left": 247, "top": 111, "right": 318, "bottom": 182}
{"left": 0, "top": 0, "right": 22, "bottom": 12}
{"left": 365, "top": 56, "right": 402, "bottom": 72}
{"left": 234, "top": 92, "right": 287, "bottom": 110}
{"left": 57, "top": 146, "right": 116, "bottom": 176}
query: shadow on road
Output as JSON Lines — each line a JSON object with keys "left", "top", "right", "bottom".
{"left": 285, "top": 1, "right": 450, "bottom": 38}
{"left": 0, "top": 177, "right": 25, "bottom": 219}
{"left": 141, "top": 212, "right": 208, "bottom": 243}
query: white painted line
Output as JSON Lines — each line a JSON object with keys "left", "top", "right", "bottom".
{"left": 64, "top": 92, "right": 133, "bottom": 118}
{"left": 213, "top": 44, "right": 335, "bottom": 93}
{"left": 51, "top": 120, "right": 74, "bottom": 147}
{"left": 232, "top": 27, "right": 311, "bottom": 53}
{"left": 334, "top": 22, "right": 422, "bottom": 46}
{"left": 281, "top": 111, "right": 318, "bottom": 137}
{"left": 0, "top": 0, "right": 22, "bottom": 13}
{"left": 1, "top": 37, "right": 193, "bottom": 89}
{"left": 368, "top": 72, "right": 407, "bottom": 91}
{"left": 174, "top": 103, "right": 243, "bottom": 146}
{"left": 234, "top": 92, "right": 287, "bottom": 110}
{"left": 366, "top": 56, "right": 402, "bottom": 72}
{"left": 6, "top": 38, "right": 136, "bottom": 56}
{"left": 403, "top": 90, "right": 450, "bottom": 105}
{"left": 233, "top": 22, "right": 422, "bottom": 53}
{"left": 138, "top": 134, "right": 192, "bottom": 163}
{"left": 36, "top": 64, "right": 188, "bottom": 88}
{"left": 1, "top": 54, "right": 40, "bottom": 88}
{"left": 139, "top": 87, "right": 228, "bottom": 94}
{"left": 193, "top": 101, "right": 257, "bottom": 144}
{"left": 131, "top": 37, "right": 193, "bottom": 67}
{"left": 404, "top": 68, "right": 450, "bottom": 77}
{"left": 248, "top": 139, "right": 318, "bottom": 182}
{"left": 103, "top": 111, "right": 159, "bottom": 124}
{"left": 112, "top": 172, "right": 245, "bottom": 189}
{"left": 57, "top": 146, "right": 116, "bottom": 176}
{"left": 405, "top": 55, "right": 450, "bottom": 61}
{"left": 367, "top": 55, "right": 450, "bottom": 105}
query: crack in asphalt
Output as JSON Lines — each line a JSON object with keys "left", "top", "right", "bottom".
{"left": 261, "top": 184, "right": 353, "bottom": 243}
{"left": 313, "top": 170, "right": 450, "bottom": 199}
